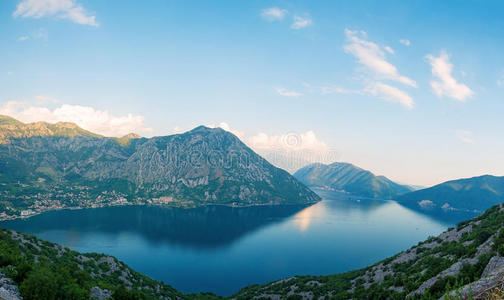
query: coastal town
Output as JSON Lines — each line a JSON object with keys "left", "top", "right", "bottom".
{"left": 0, "top": 182, "right": 187, "bottom": 221}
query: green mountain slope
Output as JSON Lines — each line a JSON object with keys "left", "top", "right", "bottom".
{"left": 0, "top": 228, "right": 212, "bottom": 300}
{"left": 396, "top": 175, "right": 504, "bottom": 213}
{"left": 294, "top": 162, "right": 413, "bottom": 199}
{"left": 233, "top": 203, "right": 504, "bottom": 299}
{"left": 0, "top": 116, "right": 319, "bottom": 217}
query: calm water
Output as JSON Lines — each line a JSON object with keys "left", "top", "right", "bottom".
{"left": 0, "top": 191, "right": 475, "bottom": 296}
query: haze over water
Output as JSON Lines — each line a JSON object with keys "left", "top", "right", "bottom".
{"left": 0, "top": 191, "right": 473, "bottom": 296}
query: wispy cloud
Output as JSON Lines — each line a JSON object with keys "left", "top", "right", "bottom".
{"left": 16, "top": 28, "right": 49, "bottom": 42}
{"left": 456, "top": 130, "right": 474, "bottom": 144}
{"left": 33, "top": 28, "right": 48, "bottom": 41}
{"left": 399, "top": 39, "right": 411, "bottom": 46}
{"left": 261, "top": 7, "right": 288, "bottom": 21}
{"left": 7, "top": 72, "right": 13, "bottom": 76}
{"left": 426, "top": 50, "right": 474, "bottom": 101}
{"left": 319, "top": 86, "right": 360, "bottom": 95}
{"left": 13, "top": 0, "right": 98, "bottom": 27}
{"left": 291, "top": 15, "right": 312, "bottom": 29}
{"left": 497, "top": 71, "right": 504, "bottom": 87}
{"left": 344, "top": 29, "right": 417, "bottom": 87}
{"left": 384, "top": 46, "right": 394, "bottom": 54}
{"left": 276, "top": 88, "right": 303, "bottom": 97}
{"left": 366, "top": 82, "right": 414, "bottom": 109}
{"left": 0, "top": 100, "right": 151, "bottom": 137}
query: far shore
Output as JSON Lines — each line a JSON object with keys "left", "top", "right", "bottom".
{"left": 0, "top": 199, "right": 319, "bottom": 222}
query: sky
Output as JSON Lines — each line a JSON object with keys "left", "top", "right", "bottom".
{"left": 1, "top": 0, "right": 504, "bottom": 186}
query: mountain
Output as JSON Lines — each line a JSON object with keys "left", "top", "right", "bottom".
{"left": 396, "top": 175, "right": 504, "bottom": 213}
{"left": 294, "top": 162, "right": 413, "bottom": 199}
{"left": 0, "top": 115, "right": 102, "bottom": 143}
{"left": 233, "top": 203, "right": 504, "bottom": 299}
{"left": 0, "top": 116, "right": 319, "bottom": 217}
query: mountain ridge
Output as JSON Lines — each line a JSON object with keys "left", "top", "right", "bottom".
{"left": 294, "top": 162, "right": 413, "bottom": 199}
{"left": 0, "top": 116, "right": 320, "bottom": 218}
{"left": 396, "top": 174, "right": 504, "bottom": 213}
{"left": 0, "top": 115, "right": 103, "bottom": 143}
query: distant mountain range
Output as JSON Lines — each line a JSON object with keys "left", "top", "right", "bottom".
{"left": 294, "top": 162, "right": 413, "bottom": 199}
{"left": 0, "top": 115, "right": 319, "bottom": 217}
{"left": 396, "top": 175, "right": 504, "bottom": 212}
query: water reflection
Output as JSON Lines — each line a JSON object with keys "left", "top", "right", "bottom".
{"left": 2, "top": 204, "right": 308, "bottom": 250}
{"left": 0, "top": 190, "right": 477, "bottom": 296}
{"left": 293, "top": 203, "right": 327, "bottom": 232}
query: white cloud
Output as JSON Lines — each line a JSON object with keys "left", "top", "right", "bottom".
{"left": 384, "top": 46, "right": 394, "bottom": 54}
{"left": 0, "top": 100, "right": 151, "bottom": 137}
{"left": 17, "top": 36, "right": 30, "bottom": 41}
{"left": 291, "top": 15, "right": 312, "bottom": 29}
{"left": 276, "top": 88, "right": 302, "bottom": 97}
{"left": 173, "top": 126, "right": 183, "bottom": 134}
{"left": 248, "top": 131, "right": 327, "bottom": 152}
{"left": 208, "top": 122, "right": 245, "bottom": 140}
{"left": 7, "top": 72, "right": 13, "bottom": 76}
{"left": 247, "top": 130, "right": 338, "bottom": 173}
{"left": 456, "top": 130, "right": 474, "bottom": 144}
{"left": 13, "top": 0, "right": 98, "bottom": 26}
{"left": 426, "top": 50, "right": 474, "bottom": 101}
{"left": 366, "top": 82, "right": 414, "bottom": 109}
{"left": 261, "top": 7, "right": 288, "bottom": 21}
{"left": 399, "top": 39, "right": 411, "bottom": 46}
{"left": 344, "top": 29, "right": 417, "bottom": 87}
{"left": 204, "top": 122, "right": 337, "bottom": 172}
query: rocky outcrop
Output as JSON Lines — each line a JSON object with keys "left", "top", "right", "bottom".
{"left": 90, "top": 286, "right": 112, "bottom": 300}
{"left": 0, "top": 273, "right": 21, "bottom": 300}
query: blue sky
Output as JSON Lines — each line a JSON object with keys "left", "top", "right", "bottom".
{"left": 1, "top": 0, "right": 504, "bottom": 186}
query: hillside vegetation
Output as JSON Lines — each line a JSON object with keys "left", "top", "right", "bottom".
{"left": 0, "top": 228, "right": 186, "bottom": 300}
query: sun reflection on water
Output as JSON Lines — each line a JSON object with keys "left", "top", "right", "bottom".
{"left": 293, "top": 202, "right": 328, "bottom": 232}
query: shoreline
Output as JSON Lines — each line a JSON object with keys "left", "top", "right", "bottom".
{"left": 0, "top": 199, "right": 320, "bottom": 222}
